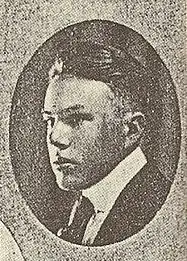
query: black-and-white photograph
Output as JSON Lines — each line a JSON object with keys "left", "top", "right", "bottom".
{"left": 1, "top": 1, "right": 186, "bottom": 260}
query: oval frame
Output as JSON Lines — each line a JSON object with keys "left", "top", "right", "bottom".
{"left": 9, "top": 20, "right": 181, "bottom": 246}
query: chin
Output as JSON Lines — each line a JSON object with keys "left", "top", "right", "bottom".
{"left": 55, "top": 174, "right": 82, "bottom": 192}
{"left": 52, "top": 166, "right": 93, "bottom": 191}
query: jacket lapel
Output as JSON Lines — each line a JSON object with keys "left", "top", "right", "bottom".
{"left": 93, "top": 161, "right": 171, "bottom": 246}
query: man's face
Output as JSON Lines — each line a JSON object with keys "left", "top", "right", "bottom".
{"left": 43, "top": 77, "right": 126, "bottom": 191}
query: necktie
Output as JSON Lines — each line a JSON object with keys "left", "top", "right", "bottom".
{"left": 57, "top": 196, "right": 95, "bottom": 245}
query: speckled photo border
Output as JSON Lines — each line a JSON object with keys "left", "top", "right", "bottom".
{"left": 1, "top": 1, "right": 186, "bottom": 260}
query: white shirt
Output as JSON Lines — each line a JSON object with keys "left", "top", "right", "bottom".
{"left": 82, "top": 146, "right": 147, "bottom": 245}
{"left": 58, "top": 147, "right": 147, "bottom": 245}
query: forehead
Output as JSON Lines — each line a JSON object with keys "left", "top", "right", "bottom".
{"left": 44, "top": 77, "right": 115, "bottom": 112}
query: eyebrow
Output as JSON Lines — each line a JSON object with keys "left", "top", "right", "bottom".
{"left": 42, "top": 104, "right": 85, "bottom": 116}
{"left": 64, "top": 104, "right": 84, "bottom": 114}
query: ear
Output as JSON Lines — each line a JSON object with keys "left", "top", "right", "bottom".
{"left": 123, "top": 111, "right": 145, "bottom": 147}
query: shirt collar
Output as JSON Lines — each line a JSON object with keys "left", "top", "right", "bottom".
{"left": 82, "top": 146, "right": 147, "bottom": 213}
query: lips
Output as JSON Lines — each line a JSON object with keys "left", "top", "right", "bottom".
{"left": 53, "top": 157, "right": 79, "bottom": 166}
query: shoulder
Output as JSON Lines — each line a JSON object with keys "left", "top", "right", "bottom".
{"left": 94, "top": 160, "right": 172, "bottom": 245}
{"left": 115, "top": 160, "right": 172, "bottom": 221}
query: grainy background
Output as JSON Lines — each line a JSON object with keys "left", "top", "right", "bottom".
{"left": 0, "top": 0, "right": 186, "bottom": 260}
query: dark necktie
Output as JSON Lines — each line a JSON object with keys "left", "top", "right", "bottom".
{"left": 57, "top": 196, "right": 95, "bottom": 245}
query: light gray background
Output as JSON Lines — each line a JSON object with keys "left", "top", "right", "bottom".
{"left": 0, "top": 0, "right": 186, "bottom": 260}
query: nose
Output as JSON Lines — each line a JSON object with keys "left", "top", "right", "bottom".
{"left": 49, "top": 120, "right": 72, "bottom": 150}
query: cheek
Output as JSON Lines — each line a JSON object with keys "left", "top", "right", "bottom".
{"left": 72, "top": 120, "right": 102, "bottom": 153}
{"left": 99, "top": 120, "right": 124, "bottom": 152}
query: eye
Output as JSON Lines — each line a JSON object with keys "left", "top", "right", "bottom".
{"left": 47, "top": 117, "right": 56, "bottom": 128}
{"left": 42, "top": 113, "right": 56, "bottom": 128}
{"left": 64, "top": 114, "right": 84, "bottom": 128}
{"left": 64, "top": 113, "right": 94, "bottom": 128}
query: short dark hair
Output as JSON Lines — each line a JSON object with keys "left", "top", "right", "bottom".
{"left": 48, "top": 41, "right": 162, "bottom": 149}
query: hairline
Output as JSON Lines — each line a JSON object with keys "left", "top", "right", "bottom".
{"left": 48, "top": 71, "right": 135, "bottom": 117}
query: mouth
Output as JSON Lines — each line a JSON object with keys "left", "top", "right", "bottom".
{"left": 53, "top": 157, "right": 79, "bottom": 169}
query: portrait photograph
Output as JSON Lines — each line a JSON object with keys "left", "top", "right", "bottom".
{"left": 0, "top": 1, "right": 186, "bottom": 260}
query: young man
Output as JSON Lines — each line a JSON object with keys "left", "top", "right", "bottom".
{"left": 42, "top": 42, "right": 171, "bottom": 246}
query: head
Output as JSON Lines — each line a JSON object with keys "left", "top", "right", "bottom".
{"left": 43, "top": 43, "right": 155, "bottom": 191}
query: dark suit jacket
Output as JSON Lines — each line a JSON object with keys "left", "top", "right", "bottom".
{"left": 43, "top": 161, "right": 172, "bottom": 246}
